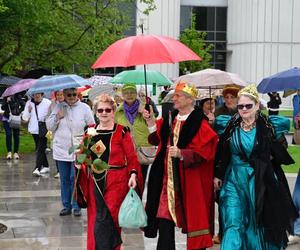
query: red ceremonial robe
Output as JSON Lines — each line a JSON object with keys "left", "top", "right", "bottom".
{"left": 77, "top": 124, "right": 143, "bottom": 250}
{"left": 149, "top": 115, "right": 218, "bottom": 249}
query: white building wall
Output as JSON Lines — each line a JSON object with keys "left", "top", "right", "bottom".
{"left": 136, "top": 0, "right": 181, "bottom": 79}
{"left": 227, "top": 0, "right": 300, "bottom": 107}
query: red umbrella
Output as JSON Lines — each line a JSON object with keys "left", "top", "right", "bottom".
{"left": 92, "top": 34, "right": 201, "bottom": 103}
{"left": 92, "top": 34, "right": 201, "bottom": 68}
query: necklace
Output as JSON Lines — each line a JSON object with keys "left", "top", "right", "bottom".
{"left": 241, "top": 120, "right": 256, "bottom": 131}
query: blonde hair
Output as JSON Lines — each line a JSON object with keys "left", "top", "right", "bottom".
{"left": 93, "top": 93, "right": 117, "bottom": 113}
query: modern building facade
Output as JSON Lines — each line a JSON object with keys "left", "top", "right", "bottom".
{"left": 137, "top": 0, "right": 299, "bottom": 106}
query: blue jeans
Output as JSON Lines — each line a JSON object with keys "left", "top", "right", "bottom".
{"left": 293, "top": 169, "right": 300, "bottom": 235}
{"left": 57, "top": 161, "right": 80, "bottom": 211}
{"left": 3, "top": 120, "right": 20, "bottom": 153}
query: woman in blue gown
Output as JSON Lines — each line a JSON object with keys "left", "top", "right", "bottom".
{"left": 214, "top": 85, "right": 298, "bottom": 250}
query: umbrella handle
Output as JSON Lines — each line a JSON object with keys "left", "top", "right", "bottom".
{"left": 145, "top": 103, "right": 150, "bottom": 112}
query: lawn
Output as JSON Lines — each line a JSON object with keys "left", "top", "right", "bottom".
{"left": 0, "top": 126, "right": 35, "bottom": 156}
{"left": 284, "top": 145, "right": 300, "bottom": 173}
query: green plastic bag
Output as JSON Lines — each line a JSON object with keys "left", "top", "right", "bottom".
{"left": 118, "top": 188, "right": 147, "bottom": 228}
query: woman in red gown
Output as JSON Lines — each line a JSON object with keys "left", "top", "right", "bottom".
{"left": 77, "top": 94, "right": 143, "bottom": 250}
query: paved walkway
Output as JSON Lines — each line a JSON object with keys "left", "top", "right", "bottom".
{"left": 0, "top": 154, "right": 299, "bottom": 249}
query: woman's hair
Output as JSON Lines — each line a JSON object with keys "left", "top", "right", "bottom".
{"left": 93, "top": 93, "right": 117, "bottom": 113}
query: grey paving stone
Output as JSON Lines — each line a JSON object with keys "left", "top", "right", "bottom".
{"left": 12, "top": 226, "right": 46, "bottom": 238}
{"left": 0, "top": 153, "right": 298, "bottom": 250}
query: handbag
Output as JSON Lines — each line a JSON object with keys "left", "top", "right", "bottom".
{"left": 294, "top": 129, "right": 300, "bottom": 144}
{"left": 34, "top": 104, "right": 48, "bottom": 138}
{"left": 38, "top": 121, "right": 48, "bottom": 138}
{"left": 136, "top": 146, "right": 157, "bottom": 165}
{"left": 7, "top": 105, "right": 21, "bottom": 129}
{"left": 118, "top": 188, "right": 147, "bottom": 228}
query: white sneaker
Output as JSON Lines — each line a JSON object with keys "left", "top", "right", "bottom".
{"left": 6, "top": 152, "right": 12, "bottom": 160}
{"left": 13, "top": 153, "right": 19, "bottom": 160}
{"left": 40, "top": 167, "right": 50, "bottom": 174}
{"left": 54, "top": 172, "right": 60, "bottom": 179}
{"left": 32, "top": 168, "right": 41, "bottom": 177}
{"left": 288, "top": 235, "right": 300, "bottom": 245}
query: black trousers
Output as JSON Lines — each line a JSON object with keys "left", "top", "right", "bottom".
{"left": 157, "top": 218, "right": 206, "bottom": 250}
{"left": 141, "top": 164, "right": 149, "bottom": 183}
{"left": 32, "top": 134, "right": 49, "bottom": 171}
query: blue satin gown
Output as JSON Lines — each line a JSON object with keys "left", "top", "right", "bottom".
{"left": 215, "top": 115, "right": 289, "bottom": 250}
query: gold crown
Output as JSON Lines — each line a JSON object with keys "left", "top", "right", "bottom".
{"left": 175, "top": 82, "right": 198, "bottom": 98}
{"left": 238, "top": 84, "right": 259, "bottom": 102}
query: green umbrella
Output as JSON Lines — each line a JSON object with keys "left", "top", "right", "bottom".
{"left": 110, "top": 69, "right": 172, "bottom": 86}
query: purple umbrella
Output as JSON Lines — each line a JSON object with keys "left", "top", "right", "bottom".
{"left": 1, "top": 79, "right": 36, "bottom": 97}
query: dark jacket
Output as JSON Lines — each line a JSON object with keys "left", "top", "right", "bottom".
{"left": 214, "top": 112, "right": 298, "bottom": 247}
{"left": 1, "top": 95, "right": 25, "bottom": 118}
{"left": 267, "top": 92, "right": 281, "bottom": 109}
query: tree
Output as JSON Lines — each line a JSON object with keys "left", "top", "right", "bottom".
{"left": 0, "top": 0, "right": 155, "bottom": 76}
{"left": 179, "top": 14, "right": 213, "bottom": 74}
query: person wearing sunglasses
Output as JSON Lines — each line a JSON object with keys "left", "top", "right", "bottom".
{"left": 46, "top": 88, "right": 95, "bottom": 217}
{"left": 214, "top": 84, "right": 297, "bottom": 249}
{"left": 76, "top": 93, "right": 143, "bottom": 250}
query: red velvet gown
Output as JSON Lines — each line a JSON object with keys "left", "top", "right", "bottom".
{"left": 77, "top": 124, "right": 143, "bottom": 250}
{"left": 152, "top": 117, "right": 218, "bottom": 250}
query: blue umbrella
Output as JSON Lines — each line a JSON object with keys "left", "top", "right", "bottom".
{"left": 257, "top": 67, "right": 300, "bottom": 93}
{"left": 27, "top": 74, "right": 90, "bottom": 95}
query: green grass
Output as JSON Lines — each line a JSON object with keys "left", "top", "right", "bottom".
{"left": 283, "top": 145, "right": 300, "bottom": 173}
{"left": 0, "top": 126, "right": 35, "bottom": 156}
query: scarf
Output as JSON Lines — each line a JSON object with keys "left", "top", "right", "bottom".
{"left": 124, "top": 99, "right": 140, "bottom": 125}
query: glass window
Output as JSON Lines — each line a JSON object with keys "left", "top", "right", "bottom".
{"left": 215, "top": 42, "right": 226, "bottom": 51}
{"left": 216, "top": 8, "right": 227, "bottom": 31}
{"left": 205, "top": 32, "right": 215, "bottom": 41}
{"left": 215, "top": 52, "right": 226, "bottom": 62}
{"left": 216, "top": 32, "right": 226, "bottom": 41}
{"left": 180, "top": 6, "right": 192, "bottom": 32}
{"left": 194, "top": 7, "right": 215, "bottom": 31}
{"left": 215, "top": 63, "right": 226, "bottom": 71}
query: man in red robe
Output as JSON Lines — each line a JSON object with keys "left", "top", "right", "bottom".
{"left": 143, "top": 82, "right": 218, "bottom": 250}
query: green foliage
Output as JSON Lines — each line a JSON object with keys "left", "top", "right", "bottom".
{"left": 0, "top": 0, "right": 155, "bottom": 75}
{"left": 179, "top": 14, "right": 214, "bottom": 74}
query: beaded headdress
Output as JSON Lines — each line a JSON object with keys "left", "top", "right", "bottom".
{"left": 238, "top": 84, "right": 260, "bottom": 103}
{"left": 175, "top": 82, "right": 198, "bottom": 98}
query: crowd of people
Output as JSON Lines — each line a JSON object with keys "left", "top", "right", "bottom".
{"left": 1, "top": 82, "right": 300, "bottom": 250}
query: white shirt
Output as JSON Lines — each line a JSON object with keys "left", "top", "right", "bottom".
{"left": 22, "top": 98, "right": 51, "bottom": 134}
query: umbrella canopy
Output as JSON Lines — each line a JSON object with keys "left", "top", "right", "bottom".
{"left": 0, "top": 75, "right": 21, "bottom": 86}
{"left": 88, "top": 84, "right": 115, "bottom": 101}
{"left": 27, "top": 74, "right": 90, "bottom": 95}
{"left": 88, "top": 75, "right": 113, "bottom": 86}
{"left": 110, "top": 70, "right": 172, "bottom": 86}
{"left": 174, "top": 69, "right": 247, "bottom": 88}
{"left": 92, "top": 35, "right": 201, "bottom": 68}
{"left": 257, "top": 67, "right": 300, "bottom": 93}
{"left": 2, "top": 79, "right": 36, "bottom": 97}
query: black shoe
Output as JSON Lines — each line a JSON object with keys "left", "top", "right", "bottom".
{"left": 73, "top": 209, "right": 81, "bottom": 217}
{"left": 59, "top": 208, "right": 72, "bottom": 216}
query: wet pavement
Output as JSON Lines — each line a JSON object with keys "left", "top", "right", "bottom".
{"left": 0, "top": 153, "right": 299, "bottom": 250}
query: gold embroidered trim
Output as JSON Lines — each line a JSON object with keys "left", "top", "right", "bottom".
{"left": 187, "top": 229, "right": 210, "bottom": 238}
{"left": 167, "top": 119, "right": 181, "bottom": 225}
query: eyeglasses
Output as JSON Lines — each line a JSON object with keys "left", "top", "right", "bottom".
{"left": 97, "top": 108, "right": 112, "bottom": 113}
{"left": 237, "top": 104, "right": 254, "bottom": 110}
{"left": 66, "top": 93, "right": 77, "bottom": 97}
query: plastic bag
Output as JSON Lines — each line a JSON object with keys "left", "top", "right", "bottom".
{"left": 118, "top": 188, "right": 147, "bottom": 228}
